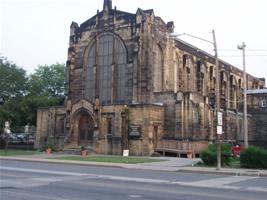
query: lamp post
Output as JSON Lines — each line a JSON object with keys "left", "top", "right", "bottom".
{"left": 172, "top": 30, "right": 221, "bottom": 169}
{"left": 238, "top": 42, "right": 248, "bottom": 148}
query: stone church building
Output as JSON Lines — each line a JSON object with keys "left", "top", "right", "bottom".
{"left": 36, "top": 0, "right": 266, "bottom": 155}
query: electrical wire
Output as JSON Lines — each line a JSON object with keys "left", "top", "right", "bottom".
{"left": 218, "top": 49, "right": 267, "bottom": 51}
{"left": 219, "top": 55, "right": 267, "bottom": 57}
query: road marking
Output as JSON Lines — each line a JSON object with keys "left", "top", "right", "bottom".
{"left": 128, "top": 194, "right": 143, "bottom": 198}
{"left": 246, "top": 187, "right": 267, "bottom": 192}
{"left": 1, "top": 166, "right": 266, "bottom": 193}
{"left": 177, "top": 176, "right": 258, "bottom": 187}
{"left": 0, "top": 166, "right": 88, "bottom": 176}
{"left": 0, "top": 166, "right": 169, "bottom": 184}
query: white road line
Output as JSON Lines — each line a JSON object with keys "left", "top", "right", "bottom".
{"left": 0, "top": 166, "right": 88, "bottom": 176}
{"left": 178, "top": 176, "right": 258, "bottom": 187}
{"left": 1, "top": 166, "right": 266, "bottom": 193}
{"left": 0, "top": 166, "right": 169, "bottom": 184}
{"left": 246, "top": 187, "right": 267, "bottom": 192}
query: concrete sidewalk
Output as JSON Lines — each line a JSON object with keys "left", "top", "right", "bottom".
{"left": 0, "top": 152, "right": 201, "bottom": 170}
{"left": 1, "top": 153, "right": 267, "bottom": 177}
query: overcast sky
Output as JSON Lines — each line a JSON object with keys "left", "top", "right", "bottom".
{"left": 1, "top": 0, "right": 267, "bottom": 83}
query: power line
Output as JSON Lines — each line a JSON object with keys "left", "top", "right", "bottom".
{"left": 247, "top": 49, "right": 267, "bottom": 52}
{"left": 220, "top": 55, "right": 267, "bottom": 57}
{"left": 219, "top": 49, "right": 267, "bottom": 52}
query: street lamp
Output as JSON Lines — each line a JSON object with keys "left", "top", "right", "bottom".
{"left": 172, "top": 30, "right": 222, "bottom": 170}
{"left": 237, "top": 42, "right": 248, "bottom": 148}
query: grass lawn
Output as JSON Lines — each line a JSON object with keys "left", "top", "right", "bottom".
{"left": 0, "top": 149, "right": 40, "bottom": 156}
{"left": 52, "top": 155, "right": 165, "bottom": 164}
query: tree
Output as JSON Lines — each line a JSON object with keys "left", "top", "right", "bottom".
{"left": 24, "top": 63, "right": 66, "bottom": 125}
{"left": 0, "top": 59, "right": 66, "bottom": 129}
{"left": 28, "top": 63, "right": 65, "bottom": 97}
{"left": 0, "top": 57, "right": 28, "bottom": 131}
{"left": 0, "top": 57, "right": 27, "bottom": 102}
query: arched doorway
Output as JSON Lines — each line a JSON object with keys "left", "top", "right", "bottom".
{"left": 78, "top": 112, "right": 94, "bottom": 145}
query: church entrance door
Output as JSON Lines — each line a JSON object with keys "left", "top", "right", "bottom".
{"left": 78, "top": 113, "right": 94, "bottom": 145}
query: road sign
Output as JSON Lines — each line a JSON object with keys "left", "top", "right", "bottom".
{"left": 217, "top": 125, "right": 223, "bottom": 135}
{"left": 5, "top": 121, "right": 10, "bottom": 129}
{"left": 217, "top": 112, "right": 223, "bottom": 126}
{"left": 123, "top": 150, "right": 129, "bottom": 157}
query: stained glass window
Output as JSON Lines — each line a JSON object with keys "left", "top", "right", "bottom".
{"left": 86, "top": 33, "right": 127, "bottom": 105}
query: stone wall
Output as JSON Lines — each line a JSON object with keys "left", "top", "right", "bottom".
{"left": 35, "top": 106, "right": 66, "bottom": 149}
{"left": 248, "top": 92, "right": 267, "bottom": 148}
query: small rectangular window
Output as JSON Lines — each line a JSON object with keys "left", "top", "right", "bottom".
{"left": 106, "top": 116, "right": 114, "bottom": 136}
{"left": 261, "top": 100, "right": 267, "bottom": 107}
{"left": 182, "top": 55, "right": 187, "bottom": 68}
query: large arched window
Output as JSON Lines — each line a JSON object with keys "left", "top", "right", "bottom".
{"left": 86, "top": 33, "right": 127, "bottom": 105}
{"left": 153, "top": 45, "right": 163, "bottom": 92}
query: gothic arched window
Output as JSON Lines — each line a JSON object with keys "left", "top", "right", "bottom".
{"left": 86, "top": 33, "right": 127, "bottom": 105}
{"left": 154, "top": 45, "right": 163, "bottom": 92}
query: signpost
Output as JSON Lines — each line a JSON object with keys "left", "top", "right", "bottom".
{"left": 217, "top": 112, "right": 223, "bottom": 126}
{"left": 216, "top": 112, "right": 223, "bottom": 170}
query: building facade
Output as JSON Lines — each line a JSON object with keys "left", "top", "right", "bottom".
{"left": 36, "top": 0, "right": 266, "bottom": 155}
{"left": 247, "top": 89, "right": 267, "bottom": 148}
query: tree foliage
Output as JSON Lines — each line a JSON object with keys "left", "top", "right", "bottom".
{"left": 0, "top": 57, "right": 65, "bottom": 131}
{"left": 29, "top": 63, "right": 65, "bottom": 97}
{"left": 0, "top": 57, "right": 27, "bottom": 101}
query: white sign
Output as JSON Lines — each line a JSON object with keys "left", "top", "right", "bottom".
{"left": 217, "top": 112, "right": 223, "bottom": 126}
{"left": 123, "top": 150, "right": 129, "bottom": 157}
{"left": 217, "top": 126, "right": 223, "bottom": 135}
{"left": 5, "top": 121, "right": 10, "bottom": 128}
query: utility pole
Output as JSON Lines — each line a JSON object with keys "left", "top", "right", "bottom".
{"left": 238, "top": 42, "right": 248, "bottom": 148}
{"left": 212, "top": 30, "right": 221, "bottom": 170}
{"left": 172, "top": 30, "right": 222, "bottom": 169}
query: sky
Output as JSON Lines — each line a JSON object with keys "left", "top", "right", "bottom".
{"left": 1, "top": 0, "right": 267, "bottom": 83}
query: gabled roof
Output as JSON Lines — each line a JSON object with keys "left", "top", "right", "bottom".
{"left": 174, "top": 38, "right": 264, "bottom": 82}
{"left": 143, "top": 9, "right": 154, "bottom": 15}
{"left": 80, "top": 9, "right": 135, "bottom": 29}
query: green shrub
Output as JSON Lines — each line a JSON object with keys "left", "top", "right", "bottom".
{"left": 240, "top": 146, "right": 267, "bottom": 169}
{"left": 200, "top": 143, "right": 232, "bottom": 166}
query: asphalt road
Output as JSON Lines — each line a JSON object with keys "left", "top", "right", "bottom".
{"left": 1, "top": 160, "right": 267, "bottom": 200}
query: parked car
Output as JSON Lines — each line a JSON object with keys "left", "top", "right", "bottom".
{"left": 14, "top": 133, "right": 27, "bottom": 143}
